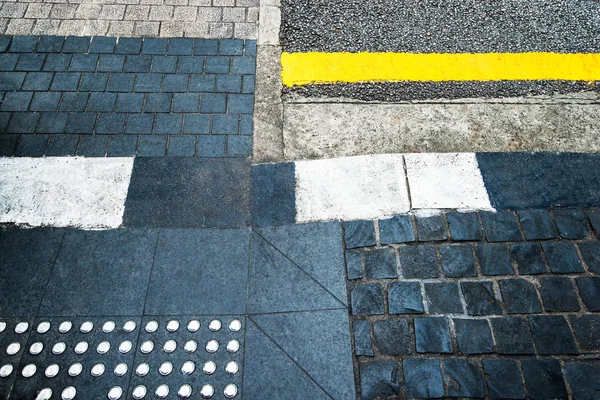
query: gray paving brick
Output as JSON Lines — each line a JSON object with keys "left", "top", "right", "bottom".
{"left": 190, "top": 73, "right": 215, "bottom": 91}
{"left": 6, "top": 20, "right": 36, "bottom": 36}
{"left": 194, "top": 38, "right": 218, "bottom": 55}
{"left": 222, "top": 7, "right": 245, "bottom": 22}
{"left": 76, "top": 134, "right": 108, "bottom": 156}
{"left": 50, "top": 72, "right": 80, "bottom": 91}
{"left": 134, "top": 21, "right": 160, "bottom": 36}
{"left": 231, "top": 56, "right": 255, "bottom": 74}
{"left": 200, "top": 92, "right": 226, "bottom": 113}
{"left": 115, "top": 37, "right": 142, "bottom": 54}
{"left": 26, "top": 4, "right": 52, "bottom": 19}
{"left": 23, "top": 72, "right": 53, "bottom": 91}
{"left": 7, "top": 112, "right": 39, "bottom": 133}
{"left": 178, "top": 55, "right": 204, "bottom": 73}
{"left": 65, "top": 113, "right": 96, "bottom": 134}
{"left": 36, "top": 36, "right": 64, "bottom": 53}
{"left": 43, "top": 53, "right": 71, "bottom": 71}
{"left": 154, "top": 113, "right": 181, "bottom": 134}
{"left": 125, "top": 113, "right": 154, "bottom": 134}
{"left": 109, "top": 21, "right": 135, "bottom": 36}
{"left": 239, "top": 114, "right": 252, "bottom": 135}
{"left": 173, "top": 6, "right": 197, "bottom": 21}
{"left": 227, "top": 93, "right": 253, "bottom": 113}
{"left": 167, "top": 134, "right": 195, "bottom": 156}
{"left": 124, "top": 55, "right": 152, "bottom": 72}
{"left": 0, "top": 54, "right": 19, "bottom": 71}
{"left": 226, "top": 134, "right": 251, "bottom": 157}
{"left": 15, "top": 53, "right": 45, "bottom": 71}
{"left": 37, "top": 112, "right": 68, "bottom": 133}
{"left": 137, "top": 134, "right": 166, "bottom": 156}
{"left": 162, "top": 73, "right": 188, "bottom": 92}
{"left": 57, "top": 20, "right": 87, "bottom": 37}
{"left": 45, "top": 134, "right": 79, "bottom": 156}
{"left": 212, "top": 113, "right": 237, "bottom": 134}
{"left": 0, "top": 4, "right": 28, "bottom": 19}
{"left": 50, "top": 4, "right": 77, "bottom": 19}
{"left": 62, "top": 36, "right": 90, "bottom": 53}
{"left": 107, "top": 134, "right": 138, "bottom": 156}
{"left": 100, "top": 4, "right": 126, "bottom": 20}
{"left": 183, "top": 114, "right": 210, "bottom": 134}
{"left": 59, "top": 92, "right": 88, "bottom": 111}
{"left": 197, "top": 134, "right": 224, "bottom": 157}
{"left": 205, "top": 55, "right": 229, "bottom": 73}
{"left": 145, "top": 93, "right": 171, "bottom": 112}
{"left": 115, "top": 93, "right": 144, "bottom": 113}
{"left": 0, "top": 72, "right": 25, "bottom": 90}
{"left": 197, "top": 7, "right": 221, "bottom": 22}
{"left": 96, "top": 113, "right": 126, "bottom": 134}
{"left": 14, "top": 133, "right": 48, "bottom": 156}
{"left": 69, "top": 54, "right": 98, "bottom": 72}
{"left": 31, "top": 20, "right": 62, "bottom": 37}
{"left": 75, "top": 4, "right": 102, "bottom": 19}
{"left": 134, "top": 73, "right": 162, "bottom": 92}
{"left": 160, "top": 21, "right": 184, "bottom": 37}
{"left": 125, "top": 5, "right": 150, "bottom": 20}
{"left": 29, "top": 91, "right": 60, "bottom": 111}
{"left": 142, "top": 37, "right": 168, "bottom": 54}
{"left": 1, "top": 91, "right": 33, "bottom": 112}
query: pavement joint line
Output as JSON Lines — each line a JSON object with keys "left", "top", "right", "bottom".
{"left": 281, "top": 52, "right": 600, "bottom": 86}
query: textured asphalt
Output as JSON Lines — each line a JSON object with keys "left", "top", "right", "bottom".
{"left": 280, "top": 0, "right": 600, "bottom": 53}
{"left": 283, "top": 81, "right": 600, "bottom": 101}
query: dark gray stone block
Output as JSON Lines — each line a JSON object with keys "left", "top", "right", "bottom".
{"left": 553, "top": 208, "right": 591, "bottom": 239}
{"left": 45, "top": 134, "right": 79, "bottom": 156}
{"left": 564, "top": 362, "right": 600, "bottom": 400}
{"left": 539, "top": 276, "right": 580, "bottom": 312}
{"left": 578, "top": 241, "right": 600, "bottom": 274}
{"left": 364, "top": 247, "right": 397, "bottom": 279}
{"left": 509, "top": 243, "right": 547, "bottom": 275}
{"left": 403, "top": 358, "right": 444, "bottom": 399}
{"left": 359, "top": 361, "right": 400, "bottom": 400}
{"left": 529, "top": 315, "right": 578, "bottom": 355}
{"left": 343, "top": 220, "right": 376, "bottom": 249}
{"left": 439, "top": 244, "right": 476, "bottom": 277}
{"left": 388, "top": 281, "right": 424, "bottom": 314}
{"left": 521, "top": 359, "right": 567, "bottom": 400}
{"left": 14, "top": 133, "right": 47, "bottom": 156}
{"left": 351, "top": 284, "right": 384, "bottom": 315}
{"left": 399, "top": 245, "right": 439, "bottom": 279}
{"left": 414, "top": 317, "right": 452, "bottom": 353}
{"left": 444, "top": 359, "right": 485, "bottom": 398}
{"left": 570, "top": 315, "right": 600, "bottom": 352}
{"left": 373, "top": 318, "right": 411, "bottom": 355}
{"left": 447, "top": 211, "right": 482, "bottom": 241}
{"left": 461, "top": 281, "right": 502, "bottom": 316}
{"left": 453, "top": 319, "right": 494, "bottom": 354}
{"left": 516, "top": 209, "right": 559, "bottom": 240}
{"left": 499, "top": 278, "right": 542, "bottom": 314}
{"left": 167, "top": 135, "right": 196, "bottom": 157}
{"left": 576, "top": 277, "right": 600, "bottom": 311}
{"left": 476, "top": 243, "right": 514, "bottom": 275}
{"left": 345, "top": 250, "right": 362, "bottom": 280}
{"left": 490, "top": 317, "right": 535, "bottom": 355}
{"left": 415, "top": 214, "right": 447, "bottom": 241}
{"left": 353, "top": 320, "right": 373, "bottom": 356}
{"left": 251, "top": 163, "right": 296, "bottom": 227}
{"left": 379, "top": 215, "right": 415, "bottom": 244}
{"left": 76, "top": 135, "right": 108, "bottom": 156}
{"left": 480, "top": 210, "right": 522, "bottom": 242}
{"left": 586, "top": 209, "right": 600, "bottom": 236}
{"left": 541, "top": 242, "right": 584, "bottom": 273}
{"left": 424, "top": 282, "right": 463, "bottom": 314}
{"left": 482, "top": 360, "right": 525, "bottom": 400}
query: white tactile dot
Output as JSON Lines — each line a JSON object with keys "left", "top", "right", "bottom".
{"left": 52, "top": 342, "right": 66, "bottom": 355}
{"left": 205, "top": 340, "right": 219, "bottom": 353}
{"left": 140, "top": 341, "right": 154, "bottom": 354}
{"left": 102, "top": 321, "right": 116, "bottom": 333}
{"left": 132, "top": 385, "right": 147, "bottom": 399}
{"left": 61, "top": 386, "right": 76, "bottom": 400}
{"left": 208, "top": 320, "right": 221, "bottom": 332}
{"left": 123, "top": 321, "right": 137, "bottom": 332}
{"left": 225, "top": 361, "right": 239, "bottom": 375}
{"left": 80, "top": 321, "right": 94, "bottom": 333}
{"left": 145, "top": 320, "right": 158, "bottom": 333}
{"left": 200, "top": 384, "right": 214, "bottom": 399}
{"left": 114, "top": 363, "right": 128, "bottom": 377}
{"left": 74, "top": 341, "right": 88, "bottom": 354}
{"left": 226, "top": 340, "right": 239, "bottom": 353}
{"left": 45, "top": 364, "right": 59, "bottom": 378}
{"left": 228, "top": 319, "right": 242, "bottom": 332}
{"left": 159, "top": 361, "right": 173, "bottom": 376}
{"left": 108, "top": 386, "right": 123, "bottom": 400}
{"left": 0, "top": 322, "right": 5, "bottom": 333}
{"left": 0, "top": 364, "right": 13, "bottom": 377}
{"left": 181, "top": 361, "right": 195, "bottom": 375}
{"left": 30, "top": 342, "right": 44, "bottom": 355}
{"left": 68, "top": 363, "right": 82, "bottom": 377}
{"left": 119, "top": 340, "right": 133, "bottom": 354}
{"left": 202, "top": 361, "right": 216, "bottom": 375}
{"left": 136, "top": 363, "right": 150, "bottom": 377}
{"left": 187, "top": 320, "right": 200, "bottom": 332}
{"left": 97, "top": 341, "right": 110, "bottom": 354}
{"left": 178, "top": 384, "right": 192, "bottom": 398}
{"left": 224, "top": 384, "right": 238, "bottom": 399}
{"left": 91, "top": 363, "right": 105, "bottom": 377}
{"left": 163, "top": 340, "right": 177, "bottom": 353}
{"left": 6, "top": 342, "right": 20, "bottom": 355}
{"left": 37, "top": 321, "right": 51, "bottom": 334}
{"left": 58, "top": 321, "right": 72, "bottom": 333}
{"left": 166, "top": 320, "right": 179, "bottom": 332}
{"left": 22, "top": 364, "right": 36, "bottom": 378}
{"left": 15, "top": 322, "right": 29, "bottom": 334}
{"left": 155, "top": 384, "right": 169, "bottom": 398}
{"left": 38, "top": 388, "right": 53, "bottom": 399}
{"left": 184, "top": 340, "right": 197, "bottom": 353}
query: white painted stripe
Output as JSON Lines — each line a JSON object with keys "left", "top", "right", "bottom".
{"left": 0, "top": 157, "right": 134, "bottom": 229}
{"left": 295, "top": 154, "right": 410, "bottom": 222}
{"left": 405, "top": 153, "right": 493, "bottom": 210}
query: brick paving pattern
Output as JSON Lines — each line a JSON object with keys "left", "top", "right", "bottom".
{"left": 0, "top": 35, "right": 255, "bottom": 158}
{"left": 346, "top": 209, "right": 600, "bottom": 399}
{"left": 0, "top": 0, "right": 258, "bottom": 38}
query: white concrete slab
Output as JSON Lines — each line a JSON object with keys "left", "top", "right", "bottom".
{"left": 0, "top": 157, "right": 134, "bottom": 229}
{"left": 405, "top": 153, "right": 493, "bottom": 210}
{"left": 295, "top": 154, "right": 410, "bottom": 222}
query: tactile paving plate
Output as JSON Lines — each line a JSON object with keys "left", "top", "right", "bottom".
{"left": 0, "top": 316, "right": 245, "bottom": 399}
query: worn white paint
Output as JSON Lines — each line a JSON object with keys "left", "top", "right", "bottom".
{"left": 405, "top": 153, "right": 493, "bottom": 210}
{"left": 258, "top": 2, "right": 281, "bottom": 45}
{"left": 295, "top": 154, "right": 410, "bottom": 222}
{"left": 0, "top": 157, "right": 134, "bottom": 229}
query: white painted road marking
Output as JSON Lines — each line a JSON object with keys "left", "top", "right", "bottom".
{"left": 0, "top": 157, "right": 134, "bottom": 229}
{"left": 295, "top": 154, "right": 410, "bottom": 222}
{"left": 405, "top": 153, "right": 493, "bottom": 211}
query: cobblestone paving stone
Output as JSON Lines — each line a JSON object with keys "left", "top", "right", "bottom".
{"left": 0, "top": 0, "right": 258, "bottom": 38}
{"left": 346, "top": 208, "right": 600, "bottom": 399}
{"left": 0, "top": 35, "right": 255, "bottom": 158}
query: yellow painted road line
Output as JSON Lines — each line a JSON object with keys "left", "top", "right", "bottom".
{"left": 281, "top": 52, "right": 600, "bottom": 86}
